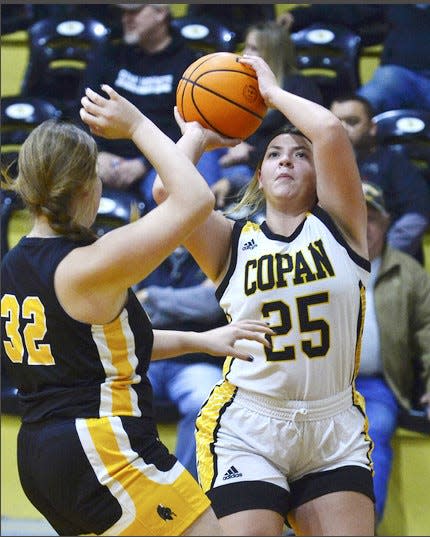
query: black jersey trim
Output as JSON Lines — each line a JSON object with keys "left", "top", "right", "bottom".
{"left": 260, "top": 218, "right": 306, "bottom": 243}
{"left": 215, "top": 219, "right": 246, "bottom": 302}
{"left": 311, "top": 206, "right": 371, "bottom": 272}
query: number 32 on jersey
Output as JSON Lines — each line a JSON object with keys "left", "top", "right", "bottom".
{"left": 1, "top": 294, "right": 55, "bottom": 365}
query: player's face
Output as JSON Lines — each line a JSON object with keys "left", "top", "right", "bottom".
{"left": 330, "top": 100, "right": 376, "bottom": 149}
{"left": 259, "top": 133, "right": 316, "bottom": 208}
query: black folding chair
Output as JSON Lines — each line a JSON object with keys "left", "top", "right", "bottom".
{"left": 171, "top": 15, "right": 238, "bottom": 56}
{"left": 1, "top": 96, "right": 63, "bottom": 257}
{"left": 1, "top": 95, "right": 62, "bottom": 170}
{"left": 92, "top": 187, "right": 146, "bottom": 239}
{"left": 20, "top": 16, "right": 110, "bottom": 118}
{"left": 373, "top": 109, "right": 430, "bottom": 182}
{"left": 291, "top": 23, "right": 362, "bottom": 108}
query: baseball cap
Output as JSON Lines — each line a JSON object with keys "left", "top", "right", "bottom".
{"left": 362, "top": 181, "right": 388, "bottom": 215}
{"left": 116, "top": 3, "right": 166, "bottom": 10}
{"left": 116, "top": 4, "right": 144, "bottom": 10}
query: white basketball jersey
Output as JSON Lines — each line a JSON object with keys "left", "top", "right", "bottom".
{"left": 216, "top": 206, "right": 370, "bottom": 401}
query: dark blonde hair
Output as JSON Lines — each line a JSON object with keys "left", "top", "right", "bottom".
{"left": 3, "top": 119, "right": 98, "bottom": 242}
{"left": 244, "top": 21, "right": 298, "bottom": 84}
{"left": 229, "top": 124, "right": 311, "bottom": 218}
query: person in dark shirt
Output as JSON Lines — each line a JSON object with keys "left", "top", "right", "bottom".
{"left": 330, "top": 94, "right": 430, "bottom": 260}
{"left": 81, "top": 3, "right": 223, "bottom": 210}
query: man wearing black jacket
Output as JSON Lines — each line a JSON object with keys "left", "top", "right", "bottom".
{"left": 81, "top": 4, "right": 222, "bottom": 209}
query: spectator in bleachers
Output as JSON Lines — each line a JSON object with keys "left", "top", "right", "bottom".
{"left": 355, "top": 5, "right": 430, "bottom": 113}
{"left": 330, "top": 94, "right": 430, "bottom": 260}
{"left": 358, "top": 181, "right": 430, "bottom": 523}
{"left": 136, "top": 250, "right": 225, "bottom": 479}
{"left": 80, "top": 3, "right": 222, "bottom": 210}
{"left": 278, "top": 4, "right": 430, "bottom": 113}
{"left": 212, "top": 21, "right": 324, "bottom": 210}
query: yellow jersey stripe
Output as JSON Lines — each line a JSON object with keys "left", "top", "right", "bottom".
{"left": 92, "top": 310, "right": 141, "bottom": 417}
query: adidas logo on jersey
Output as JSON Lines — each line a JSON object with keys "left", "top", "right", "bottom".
{"left": 242, "top": 239, "right": 257, "bottom": 251}
{"left": 222, "top": 465, "right": 243, "bottom": 480}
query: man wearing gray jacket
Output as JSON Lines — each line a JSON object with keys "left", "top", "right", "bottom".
{"left": 357, "top": 181, "right": 430, "bottom": 524}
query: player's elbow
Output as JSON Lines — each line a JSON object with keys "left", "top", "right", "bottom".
{"left": 187, "top": 189, "right": 216, "bottom": 226}
{"left": 195, "top": 189, "right": 216, "bottom": 217}
{"left": 152, "top": 179, "right": 167, "bottom": 206}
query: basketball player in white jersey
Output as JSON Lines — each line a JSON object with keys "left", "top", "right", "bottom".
{"left": 153, "top": 55, "right": 375, "bottom": 536}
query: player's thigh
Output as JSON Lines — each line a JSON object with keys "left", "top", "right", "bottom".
{"left": 290, "top": 490, "right": 375, "bottom": 536}
{"left": 183, "top": 506, "right": 222, "bottom": 536}
{"left": 219, "top": 509, "right": 285, "bottom": 537}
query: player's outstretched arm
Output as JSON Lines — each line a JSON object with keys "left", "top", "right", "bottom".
{"left": 151, "top": 107, "right": 239, "bottom": 282}
{"left": 151, "top": 320, "right": 275, "bottom": 361}
{"left": 56, "top": 86, "right": 215, "bottom": 325}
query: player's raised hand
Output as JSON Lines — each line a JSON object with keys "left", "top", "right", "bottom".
{"left": 174, "top": 106, "right": 241, "bottom": 152}
{"left": 239, "top": 55, "right": 280, "bottom": 108}
{"left": 80, "top": 85, "right": 144, "bottom": 140}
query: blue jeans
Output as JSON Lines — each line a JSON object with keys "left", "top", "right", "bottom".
{"left": 147, "top": 359, "right": 222, "bottom": 479}
{"left": 357, "top": 65, "right": 430, "bottom": 114}
{"left": 139, "top": 148, "right": 224, "bottom": 212}
{"left": 355, "top": 376, "right": 399, "bottom": 521}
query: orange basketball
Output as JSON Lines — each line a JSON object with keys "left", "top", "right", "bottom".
{"left": 176, "top": 52, "right": 267, "bottom": 140}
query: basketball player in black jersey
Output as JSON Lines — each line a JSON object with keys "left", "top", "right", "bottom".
{"left": 1, "top": 84, "right": 274, "bottom": 536}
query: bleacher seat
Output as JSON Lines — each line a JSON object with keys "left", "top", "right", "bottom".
{"left": 291, "top": 23, "right": 362, "bottom": 108}
{"left": 1, "top": 96, "right": 63, "bottom": 258}
{"left": 93, "top": 187, "right": 145, "bottom": 238}
{"left": 20, "top": 16, "right": 110, "bottom": 118}
{"left": 373, "top": 109, "right": 430, "bottom": 182}
{"left": 171, "top": 15, "right": 238, "bottom": 56}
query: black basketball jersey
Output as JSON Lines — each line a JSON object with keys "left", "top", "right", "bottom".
{"left": 1, "top": 236, "right": 154, "bottom": 422}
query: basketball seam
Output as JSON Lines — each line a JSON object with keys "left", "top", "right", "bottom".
{"left": 181, "top": 77, "right": 265, "bottom": 121}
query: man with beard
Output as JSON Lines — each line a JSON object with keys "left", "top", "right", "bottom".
{"left": 330, "top": 94, "right": 430, "bottom": 261}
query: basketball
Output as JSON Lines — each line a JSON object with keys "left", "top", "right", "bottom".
{"left": 176, "top": 52, "right": 267, "bottom": 140}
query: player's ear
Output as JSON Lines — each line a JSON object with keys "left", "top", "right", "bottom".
{"left": 257, "top": 168, "right": 263, "bottom": 189}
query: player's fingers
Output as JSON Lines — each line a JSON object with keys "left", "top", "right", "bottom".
{"left": 79, "top": 108, "right": 103, "bottom": 135}
{"left": 233, "top": 320, "right": 274, "bottom": 334}
{"left": 228, "top": 349, "right": 255, "bottom": 362}
{"left": 100, "top": 84, "right": 118, "bottom": 100}
{"left": 84, "top": 86, "right": 109, "bottom": 107}
{"left": 81, "top": 96, "right": 101, "bottom": 116}
{"left": 223, "top": 136, "right": 242, "bottom": 147}
{"left": 235, "top": 328, "right": 272, "bottom": 348}
{"left": 80, "top": 107, "right": 95, "bottom": 124}
{"left": 173, "top": 106, "right": 183, "bottom": 122}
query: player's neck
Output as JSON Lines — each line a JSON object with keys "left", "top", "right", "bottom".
{"left": 265, "top": 207, "right": 308, "bottom": 237}
{"left": 27, "top": 217, "right": 61, "bottom": 238}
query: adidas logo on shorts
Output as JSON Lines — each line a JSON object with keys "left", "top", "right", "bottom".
{"left": 222, "top": 465, "right": 243, "bottom": 480}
